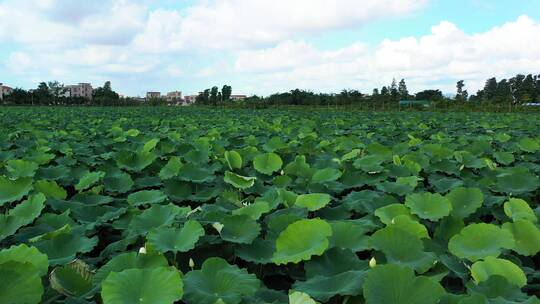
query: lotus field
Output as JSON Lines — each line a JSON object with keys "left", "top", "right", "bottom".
{"left": 1, "top": 107, "right": 540, "bottom": 304}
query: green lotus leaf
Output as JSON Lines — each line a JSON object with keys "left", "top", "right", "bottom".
{"left": 293, "top": 270, "right": 366, "bottom": 302}
{"left": 34, "top": 180, "right": 67, "bottom": 200}
{"left": 163, "top": 179, "right": 192, "bottom": 201}
{"left": 494, "top": 152, "right": 515, "bottom": 165}
{"left": 374, "top": 204, "right": 413, "bottom": 225}
{"left": 405, "top": 192, "right": 452, "bottom": 221}
{"left": 159, "top": 156, "right": 183, "bottom": 180}
{"left": 147, "top": 220, "right": 205, "bottom": 253}
{"left": 236, "top": 239, "right": 275, "bottom": 264}
{"left": 101, "top": 266, "right": 183, "bottom": 304}
{"left": 389, "top": 215, "right": 429, "bottom": 239}
{"left": 448, "top": 223, "right": 515, "bottom": 261}
{"left": 75, "top": 171, "right": 105, "bottom": 191}
{"left": 503, "top": 198, "right": 537, "bottom": 222}
{"left": 116, "top": 150, "right": 157, "bottom": 172}
{"left": 272, "top": 218, "right": 332, "bottom": 265}
{"left": 0, "top": 244, "right": 49, "bottom": 276}
{"left": 329, "top": 221, "right": 370, "bottom": 251}
{"left": 295, "top": 193, "right": 332, "bottom": 211}
{"left": 311, "top": 168, "right": 342, "bottom": 184}
{"left": 471, "top": 257, "right": 526, "bottom": 288}
{"left": 253, "top": 152, "right": 283, "bottom": 175}
{"left": 127, "top": 190, "right": 167, "bottom": 206}
{"left": 0, "top": 176, "right": 33, "bottom": 206}
{"left": 369, "top": 226, "right": 436, "bottom": 273}
{"left": 224, "top": 171, "right": 256, "bottom": 189}
{"left": 225, "top": 150, "right": 243, "bottom": 170}
{"left": 363, "top": 264, "right": 445, "bottom": 304}
{"left": 183, "top": 257, "right": 260, "bottom": 304}
{"left": 0, "top": 193, "right": 46, "bottom": 241}
{"left": 33, "top": 228, "right": 98, "bottom": 266}
{"left": 353, "top": 155, "right": 384, "bottom": 172}
{"left": 142, "top": 138, "right": 160, "bottom": 153}
{"left": 94, "top": 251, "right": 169, "bottom": 284}
{"left": 288, "top": 291, "right": 318, "bottom": 304}
{"left": 502, "top": 220, "right": 540, "bottom": 256}
{"left": 129, "top": 204, "right": 188, "bottom": 235}
{"left": 496, "top": 168, "right": 540, "bottom": 194}
{"left": 232, "top": 201, "right": 271, "bottom": 220}
{"left": 37, "top": 165, "right": 71, "bottom": 180}
{"left": 220, "top": 215, "right": 261, "bottom": 244}
{"left": 6, "top": 159, "right": 39, "bottom": 178}
{"left": 177, "top": 163, "right": 215, "bottom": 183}
{"left": 104, "top": 172, "right": 134, "bottom": 194}
{"left": 517, "top": 137, "right": 539, "bottom": 153}
{"left": 0, "top": 261, "right": 44, "bottom": 304}
{"left": 125, "top": 129, "right": 140, "bottom": 137}
{"left": 50, "top": 260, "right": 94, "bottom": 298}
{"left": 284, "top": 155, "right": 312, "bottom": 178}
{"left": 446, "top": 187, "right": 484, "bottom": 219}
{"left": 304, "top": 248, "right": 367, "bottom": 278}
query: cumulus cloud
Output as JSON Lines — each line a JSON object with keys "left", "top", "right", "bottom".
{"left": 133, "top": 0, "right": 428, "bottom": 51}
{"left": 1, "top": 0, "right": 539, "bottom": 96}
{"left": 235, "top": 15, "right": 540, "bottom": 95}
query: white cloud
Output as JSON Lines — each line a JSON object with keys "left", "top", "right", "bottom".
{"left": 133, "top": 0, "right": 428, "bottom": 51}
{"left": 234, "top": 15, "right": 540, "bottom": 95}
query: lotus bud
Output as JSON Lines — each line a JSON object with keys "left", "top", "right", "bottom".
{"left": 139, "top": 247, "right": 147, "bottom": 254}
{"left": 212, "top": 222, "right": 224, "bottom": 233}
{"left": 369, "top": 257, "right": 377, "bottom": 268}
{"left": 189, "top": 258, "right": 195, "bottom": 269}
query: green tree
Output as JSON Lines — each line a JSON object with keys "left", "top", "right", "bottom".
{"left": 510, "top": 74, "right": 525, "bottom": 103}
{"left": 222, "top": 85, "right": 232, "bottom": 101}
{"left": 390, "top": 78, "right": 399, "bottom": 102}
{"left": 93, "top": 81, "right": 120, "bottom": 106}
{"left": 398, "top": 79, "right": 409, "bottom": 100}
{"left": 521, "top": 74, "right": 534, "bottom": 103}
{"left": 494, "top": 79, "right": 512, "bottom": 103}
{"left": 34, "top": 82, "right": 52, "bottom": 105}
{"left": 483, "top": 77, "right": 497, "bottom": 101}
{"left": 4, "top": 88, "right": 29, "bottom": 105}
{"left": 456, "top": 80, "right": 469, "bottom": 102}
{"left": 47, "top": 81, "right": 66, "bottom": 105}
{"left": 210, "top": 86, "right": 219, "bottom": 105}
{"left": 416, "top": 90, "right": 443, "bottom": 101}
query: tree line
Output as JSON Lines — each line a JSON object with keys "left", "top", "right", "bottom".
{"left": 2, "top": 73, "right": 540, "bottom": 108}
{"left": 1, "top": 81, "right": 138, "bottom": 106}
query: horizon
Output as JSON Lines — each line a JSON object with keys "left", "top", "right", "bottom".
{"left": 1, "top": 0, "right": 540, "bottom": 96}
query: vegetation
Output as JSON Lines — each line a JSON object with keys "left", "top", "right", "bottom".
{"left": 0, "top": 107, "right": 539, "bottom": 303}
{"left": 3, "top": 73, "right": 540, "bottom": 110}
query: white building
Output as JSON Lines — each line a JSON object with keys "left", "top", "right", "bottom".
{"left": 0, "top": 83, "right": 13, "bottom": 101}
{"left": 65, "top": 83, "right": 93, "bottom": 100}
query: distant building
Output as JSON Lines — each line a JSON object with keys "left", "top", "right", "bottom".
{"left": 166, "top": 91, "right": 182, "bottom": 102}
{"left": 230, "top": 95, "right": 247, "bottom": 101}
{"left": 184, "top": 95, "right": 198, "bottom": 104}
{"left": 0, "top": 83, "right": 13, "bottom": 100}
{"left": 66, "top": 83, "right": 93, "bottom": 100}
{"left": 146, "top": 92, "right": 161, "bottom": 99}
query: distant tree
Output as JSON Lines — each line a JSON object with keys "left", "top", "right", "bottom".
{"left": 456, "top": 80, "right": 465, "bottom": 102}
{"left": 534, "top": 74, "right": 540, "bottom": 102}
{"left": 210, "top": 86, "right": 219, "bottom": 105}
{"left": 34, "top": 82, "right": 52, "bottom": 105}
{"left": 509, "top": 74, "right": 525, "bottom": 103}
{"left": 483, "top": 78, "right": 498, "bottom": 101}
{"left": 398, "top": 79, "right": 409, "bottom": 100}
{"left": 222, "top": 85, "right": 232, "bottom": 101}
{"left": 4, "top": 88, "right": 29, "bottom": 105}
{"left": 520, "top": 74, "right": 535, "bottom": 103}
{"left": 390, "top": 78, "right": 399, "bottom": 102}
{"left": 48, "top": 81, "right": 66, "bottom": 105}
{"left": 494, "top": 79, "right": 512, "bottom": 103}
{"left": 415, "top": 89, "right": 443, "bottom": 101}
{"left": 372, "top": 88, "right": 379, "bottom": 96}
{"left": 93, "top": 81, "right": 119, "bottom": 106}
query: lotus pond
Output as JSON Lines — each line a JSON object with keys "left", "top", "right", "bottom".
{"left": 1, "top": 107, "right": 540, "bottom": 304}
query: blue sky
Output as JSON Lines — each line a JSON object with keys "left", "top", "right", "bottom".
{"left": 1, "top": 0, "right": 540, "bottom": 96}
